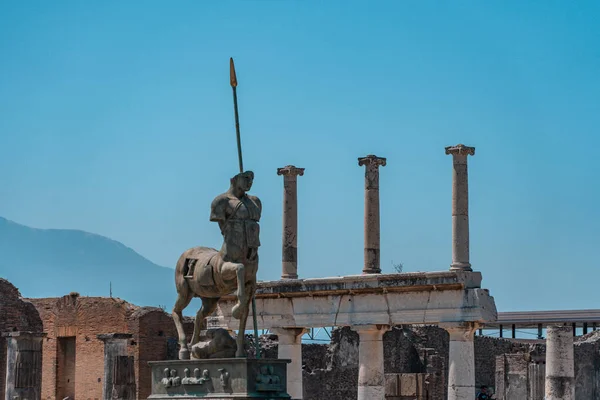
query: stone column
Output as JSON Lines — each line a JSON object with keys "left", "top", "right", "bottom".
{"left": 97, "top": 333, "right": 135, "bottom": 400}
{"left": 272, "top": 328, "right": 308, "bottom": 400}
{"left": 445, "top": 144, "right": 475, "bottom": 271}
{"left": 355, "top": 324, "right": 390, "bottom": 400}
{"left": 2, "top": 331, "right": 45, "bottom": 400}
{"left": 277, "top": 165, "right": 305, "bottom": 279}
{"left": 545, "top": 326, "right": 574, "bottom": 400}
{"left": 442, "top": 322, "right": 478, "bottom": 400}
{"left": 357, "top": 155, "right": 387, "bottom": 274}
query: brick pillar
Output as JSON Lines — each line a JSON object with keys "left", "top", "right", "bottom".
{"left": 445, "top": 144, "right": 475, "bottom": 272}
{"left": 277, "top": 165, "right": 305, "bottom": 279}
{"left": 2, "top": 331, "right": 45, "bottom": 400}
{"left": 272, "top": 328, "right": 307, "bottom": 399}
{"left": 97, "top": 333, "right": 135, "bottom": 400}
{"left": 358, "top": 155, "right": 386, "bottom": 274}
{"left": 442, "top": 322, "right": 478, "bottom": 400}
{"left": 355, "top": 324, "right": 390, "bottom": 400}
{"left": 545, "top": 326, "right": 574, "bottom": 400}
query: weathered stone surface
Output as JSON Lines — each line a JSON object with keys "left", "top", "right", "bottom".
{"left": 355, "top": 325, "right": 389, "bottom": 400}
{"left": 445, "top": 144, "right": 475, "bottom": 272}
{"left": 213, "top": 271, "right": 496, "bottom": 330}
{"left": 0, "top": 279, "right": 43, "bottom": 400}
{"left": 358, "top": 155, "right": 386, "bottom": 274}
{"left": 97, "top": 332, "right": 135, "bottom": 400}
{"left": 2, "top": 331, "right": 45, "bottom": 400}
{"left": 545, "top": 325, "right": 575, "bottom": 400}
{"left": 148, "top": 358, "right": 291, "bottom": 399}
{"left": 277, "top": 165, "right": 304, "bottom": 280}
{"left": 190, "top": 329, "right": 237, "bottom": 360}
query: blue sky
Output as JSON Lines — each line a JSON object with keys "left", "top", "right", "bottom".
{"left": 0, "top": 1, "right": 598, "bottom": 312}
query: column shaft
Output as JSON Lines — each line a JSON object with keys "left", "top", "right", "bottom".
{"left": 97, "top": 333, "right": 135, "bottom": 400}
{"left": 278, "top": 166, "right": 304, "bottom": 279}
{"left": 358, "top": 155, "right": 386, "bottom": 274}
{"left": 2, "top": 331, "right": 45, "bottom": 400}
{"left": 545, "top": 326, "right": 574, "bottom": 400}
{"left": 443, "top": 322, "right": 478, "bottom": 400}
{"left": 355, "top": 325, "right": 389, "bottom": 400}
{"left": 272, "top": 328, "right": 307, "bottom": 400}
{"left": 445, "top": 145, "right": 475, "bottom": 271}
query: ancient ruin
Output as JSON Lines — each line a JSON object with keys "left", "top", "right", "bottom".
{"left": 1, "top": 64, "right": 597, "bottom": 400}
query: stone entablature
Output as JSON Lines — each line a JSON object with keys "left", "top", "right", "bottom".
{"left": 212, "top": 271, "right": 496, "bottom": 330}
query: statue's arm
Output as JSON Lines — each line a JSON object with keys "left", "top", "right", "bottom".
{"left": 210, "top": 196, "right": 230, "bottom": 234}
{"left": 249, "top": 195, "right": 262, "bottom": 219}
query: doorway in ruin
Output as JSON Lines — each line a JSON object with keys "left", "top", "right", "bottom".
{"left": 56, "top": 336, "right": 76, "bottom": 399}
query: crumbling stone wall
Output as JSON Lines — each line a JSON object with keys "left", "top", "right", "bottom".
{"left": 573, "top": 331, "right": 600, "bottom": 398}
{"left": 0, "top": 278, "right": 43, "bottom": 399}
{"left": 27, "top": 294, "right": 194, "bottom": 400}
{"left": 128, "top": 307, "right": 193, "bottom": 400}
{"left": 29, "top": 294, "right": 137, "bottom": 400}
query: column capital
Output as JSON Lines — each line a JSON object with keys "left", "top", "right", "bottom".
{"left": 271, "top": 328, "right": 308, "bottom": 345}
{"left": 353, "top": 324, "right": 391, "bottom": 338}
{"left": 445, "top": 144, "right": 475, "bottom": 157}
{"left": 277, "top": 165, "right": 305, "bottom": 177}
{"left": 440, "top": 322, "right": 480, "bottom": 341}
{"left": 358, "top": 154, "right": 387, "bottom": 168}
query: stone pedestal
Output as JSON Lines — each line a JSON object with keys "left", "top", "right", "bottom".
{"left": 355, "top": 324, "right": 390, "bottom": 400}
{"left": 445, "top": 144, "right": 475, "bottom": 272}
{"left": 2, "top": 331, "right": 45, "bottom": 400}
{"left": 545, "top": 326, "right": 574, "bottom": 400}
{"left": 148, "top": 358, "right": 291, "bottom": 399}
{"left": 357, "top": 155, "right": 386, "bottom": 274}
{"left": 277, "top": 165, "right": 305, "bottom": 280}
{"left": 271, "top": 328, "right": 307, "bottom": 400}
{"left": 98, "top": 333, "right": 135, "bottom": 400}
{"left": 442, "top": 322, "right": 478, "bottom": 400}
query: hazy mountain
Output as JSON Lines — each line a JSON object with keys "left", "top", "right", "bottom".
{"left": 0, "top": 216, "right": 178, "bottom": 308}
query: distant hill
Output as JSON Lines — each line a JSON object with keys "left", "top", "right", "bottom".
{"left": 0, "top": 216, "right": 178, "bottom": 309}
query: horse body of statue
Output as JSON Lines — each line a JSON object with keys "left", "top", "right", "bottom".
{"left": 172, "top": 171, "right": 261, "bottom": 359}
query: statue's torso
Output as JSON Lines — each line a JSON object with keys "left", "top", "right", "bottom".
{"left": 211, "top": 192, "right": 261, "bottom": 262}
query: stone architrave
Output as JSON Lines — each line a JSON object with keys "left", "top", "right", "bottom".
{"left": 445, "top": 144, "right": 475, "bottom": 272}
{"left": 271, "top": 328, "right": 308, "bottom": 400}
{"left": 97, "top": 333, "right": 135, "bottom": 400}
{"left": 354, "top": 324, "right": 390, "bottom": 400}
{"left": 2, "top": 331, "right": 45, "bottom": 400}
{"left": 441, "top": 322, "right": 479, "bottom": 400}
{"left": 277, "top": 165, "right": 305, "bottom": 280}
{"left": 545, "top": 326, "right": 574, "bottom": 400}
{"left": 357, "top": 155, "right": 387, "bottom": 274}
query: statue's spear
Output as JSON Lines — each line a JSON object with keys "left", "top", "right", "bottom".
{"left": 230, "top": 57, "right": 261, "bottom": 359}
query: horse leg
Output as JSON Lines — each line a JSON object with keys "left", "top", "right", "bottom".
{"left": 222, "top": 262, "right": 246, "bottom": 320}
{"left": 172, "top": 289, "right": 193, "bottom": 360}
{"left": 235, "top": 281, "right": 256, "bottom": 358}
{"left": 190, "top": 297, "right": 219, "bottom": 348}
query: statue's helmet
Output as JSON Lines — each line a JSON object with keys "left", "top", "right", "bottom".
{"left": 230, "top": 171, "right": 254, "bottom": 186}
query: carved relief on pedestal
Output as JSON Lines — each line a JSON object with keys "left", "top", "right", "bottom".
{"left": 255, "top": 365, "right": 283, "bottom": 392}
{"left": 160, "top": 368, "right": 182, "bottom": 388}
{"left": 218, "top": 368, "right": 231, "bottom": 392}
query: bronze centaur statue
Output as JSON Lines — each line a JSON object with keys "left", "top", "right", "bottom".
{"left": 172, "top": 171, "right": 261, "bottom": 359}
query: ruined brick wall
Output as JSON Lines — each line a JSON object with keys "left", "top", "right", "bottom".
{"left": 0, "top": 278, "right": 43, "bottom": 399}
{"left": 28, "top": 294, "right": 136, "bottom": 400}
{"left": 574, "top": 331, "right": 600, "bottom": 399}
{"left": 130, "top": 307, "right": 194, "bottom": 400}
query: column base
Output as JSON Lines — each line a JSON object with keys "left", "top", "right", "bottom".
{"left": 450, "top": 262, "right": 472, "bottom": 272}
{"left": 362, "top": 268, "right": 382, "bottom": 274}
{"left": 281, "top": 274, "right": 299, "bottom": 280}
